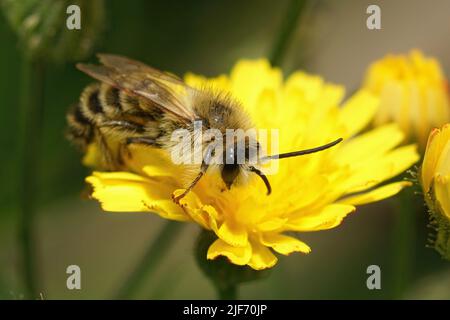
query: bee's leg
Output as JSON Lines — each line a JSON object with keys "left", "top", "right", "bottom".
{"left": 173, "top": 142, "right": 215, "bottom": 203}
{"left": 125, "top": 137, "right": 159, "bottom": 147}
{"left": 172, "top": 170, "right": 206, "bottom": 204}
{"left": 248, "top": 166, "right": 272, "bottom": 195}
{"left": 97, "top": 120, "right": 146, "bottom": 166}
{"left": 99, "top": 120, "right": 145, "bottom": 133}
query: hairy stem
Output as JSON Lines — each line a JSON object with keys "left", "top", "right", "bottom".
{"left": 392, "top": 189, "right": 416, "bottom": 299}
{"left": 18, "top": 57, "right": 45, "bottom": 299}
{"left": 115, "top": 221, "right": 184, "bottom": 299}
{"left": 269, "top": 0, "right": 308, "bottom": 67}
{"left": 216, "top": 283, "right": 237, "bottom": 300}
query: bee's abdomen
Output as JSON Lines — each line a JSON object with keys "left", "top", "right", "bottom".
{"left": 79, "top": 83, "right": 105, "bottom": 122}
{"left": 67, "top": 82, "right": 164, "bottom": 150}
{"left": 66, "top": 102, "right": 94, "bottom": 150}
{"left": 78, "top": 83, "right": 162, "bottom": 123}
{"left": 100, "top": 84, "right": 122, "bottom": 115}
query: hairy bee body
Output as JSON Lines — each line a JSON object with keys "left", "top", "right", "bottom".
{"left": 67, "top": 80, "right": 253, "bottom": 171}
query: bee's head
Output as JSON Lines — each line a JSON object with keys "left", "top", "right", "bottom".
{"left": 221, "top": 143, "right": 241, "bottom": 190}
{"left": 220, "top": 138, "right": 271, "bottom": 194}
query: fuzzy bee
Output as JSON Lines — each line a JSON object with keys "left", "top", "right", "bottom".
{"left": 66, "top": 54, "right": 342, "bottom": 201}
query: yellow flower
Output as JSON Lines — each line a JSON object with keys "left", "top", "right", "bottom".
{"left": 420, "top": 124, "right": 450, "bottom": 259}
{"left": 363, "top": 50, "right": 450, "bottom": 148}
{"left": 86, "top": 59, "right": 419, "bottom": 270}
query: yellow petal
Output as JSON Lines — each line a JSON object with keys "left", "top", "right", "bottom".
{"left": 124, "top": 145, "right": 183, "bottom": 181}
{"left": 207, "top": 239, "right": 252, "bottom": 266}
{"left": 256, "top": 217, "right": 287, "bottom": 232}
{"left": 287, "top": 204, "right": 356, "bottom": 231}
{"left": 82, "top": 143, "right": 104, "bottom": 169}
{"left": 345, "top": 144, "right": 419, "bottom": 193}
{"left": 251, "top": 88, "right": 280, "bottom": 128}
{"left": 261, "top": 233, "right": 311, "bottom": 255}
{"left": 339, "top": 90, "right": 379, "bottom": 138}
{"left": 230, "top": 59, "right": 282, "bottom": 111}
{"left": 86, "top": 172, "right": 188, "bottom": 221}
{"left": 217, "top": 220, "right": 248, "bottom": 247}
{"left": 247, "top": 241, "right": 278, "bottom": 270}
{"left": 174, "top": 190, "right": 219, "bottom": 230}
{"left": 339, "top": 181, "right": 412, "bottom": 206}
{"left": 334, "top": 124, "right": 404, "bottom": 165}
{"left": 184, "top": 72, "right": 230, "bottom": 91}
{"left": 285, "top": 71, "right": 344, "bottom": 106}
{"left": 201, "top": 204, "right": 220, "bottom": 232}
{"left": 435, "top": 175, "right": 450, "bottom": 220}
{"left": 435, "top": 140, "right": 450, "bottom": 176}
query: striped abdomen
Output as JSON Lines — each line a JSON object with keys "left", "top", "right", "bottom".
{"left": 66, "top": 82, "right": 163, "bottom": 152}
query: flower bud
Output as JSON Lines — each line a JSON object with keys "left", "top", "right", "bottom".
{"left": 421, "top": 124, "right": 450, "bottom": 259}
{"left": 1, "top": 0, "right": 105, "bottom": 62}
{"left": 364, "top": 50, "right": 449, "bottom": 148}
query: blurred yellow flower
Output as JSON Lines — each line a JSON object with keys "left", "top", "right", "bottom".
{"left": 421, "top": 124, "right": 450, "bottom": 259}
{"left": 363, "top": 50, "right": 450, "bottom": 148}
{"left": 86, "top": 59, "right": 419, "bottom": 270}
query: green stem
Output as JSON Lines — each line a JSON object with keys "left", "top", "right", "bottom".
{"left": 269, "top": 0, "right": 308, "bottom": 67}
{"left": 18, "top": 57, "right": 45, "bottom": 299}
{"left": 216, "top": 284, "right": 237, "bottom": 300}
{"left": 115, "top": 220, "right": 184, "bottom": 299}
{"left": 391, "top": 189, "right": 416, "bottom": 299}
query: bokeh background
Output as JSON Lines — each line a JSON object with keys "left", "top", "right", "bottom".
{"left": 1, "top": 0, "right": 449, "bottom": 299}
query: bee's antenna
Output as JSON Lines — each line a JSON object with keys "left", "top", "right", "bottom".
{"left": 262, "top": 138, "right": 343, "bottom": 161}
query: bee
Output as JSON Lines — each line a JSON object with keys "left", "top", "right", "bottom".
{"left": 67, "top": 54, "right": 342, "bottom": 201}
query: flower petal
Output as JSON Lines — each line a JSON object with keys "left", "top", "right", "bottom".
{"left": 82, "top": 143, "right": 104, "bottom": 168}
{"left": 435, "top": 139, "right": 450, "bottom": 176}
{"left": 334, "top": 124, "right": 404, "bottom": 165}
{"left": 174, "top": 190, "right": 219, "bottom": 230}
{"left": 435, "top": 174, "right": 450, "bottom": 220}
{"left": 345, "top": 144, "right": 419, "bottom": 193}
{"left": 184, "top": 72, "right": 230, "bottom": 91}
{"left": 261, "top": 233, "right": 311, "bottom": 255}
{"left": 217, "top": 220, "right": 248, "bottom": 247}
{"left": 124, "top": 145, "right": 183, "bottom": 182}
{"left": 207, "top": 239, "right": 252, "bottom": 266}
{"left": 339, "top": 90, "right": 379, "bottom": 138}
{"left": 247, "top": 241, "right": 278, "bottom": 270}
{"left": 256, "top": 217, "right": 288, "bottom": 232}
{"left": 86, "top": 172, "right": 188, "bottom": 221}
{"left": 230, "top": 59, "right": 282, "bottom": 112}
{"left": 287, "top": 204, "right": 356, "bottom": 231}
{"left": 338, "top": 181, "right": 412, "bottom": 206}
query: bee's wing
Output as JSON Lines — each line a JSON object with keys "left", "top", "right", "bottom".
{"left": 97, "top": 53, "right": 186, "bottom": 85}
{"left": 77, "top": 54, "right": 197, "bottom": 122}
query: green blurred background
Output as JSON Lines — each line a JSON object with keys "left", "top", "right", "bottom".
{"left": 0, "top": 0, "right": 449, "bottom": 299}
